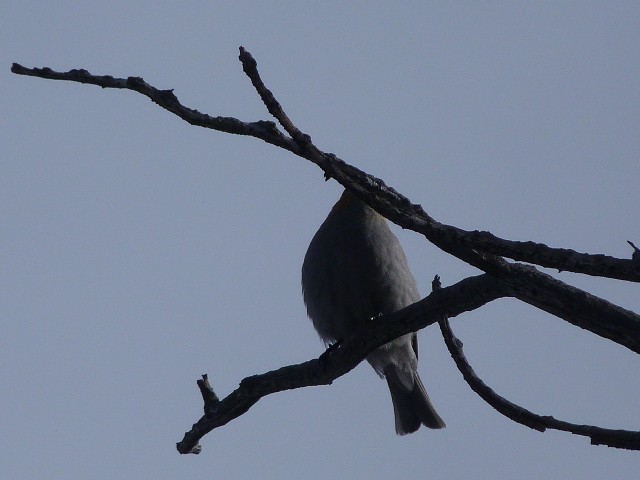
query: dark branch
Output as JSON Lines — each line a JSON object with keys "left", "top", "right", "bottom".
{"left": 176, "top": 274, "right": 508, "bottom": 453}
{"left": 448, "top": 251, "right": 640, "bottom": 354}
{"left": 232, "top": 51, "right": 640, "bottom": 283}
{"left": 10, "top": 63, "right": 299, "bottom": 153}
{"left": 462, "top": 231, "right": 640, "bottom": 282}
{"left": 12, "top": 50, "right": 640, "bottom": 452}
{"left": 437, "top": 298, "right": 640, "bottom": 450}
{"left": 11, "top": 60, "right": 638, "bottom": 283}
{"left": 239, "top": 46, "right": 312, "bottom": 150}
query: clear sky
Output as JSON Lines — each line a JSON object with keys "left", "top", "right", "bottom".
{"left": 3, "top": 2, "right": 639, "bottom": 479}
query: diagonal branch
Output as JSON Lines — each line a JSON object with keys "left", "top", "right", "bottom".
{"left": 11, "top": 58, "right": 639, "bottom": 283}
{"left": 10, "top": 62, "right": 299, "bottom": 153}
{"left": 239, "top": 46, "right": 312, "bottom": 150}
{"left": 446, "top": 249, "right": 640, "bottom": 354}
{"left": 437, "top": 299, "right": 640, "bottom": 450}
{"left": 459, "top": 231, "right": 640, "bottom": 282}
{"left": 176, "top": 274, "right": 508, "bottom": 454}
{"left": 233, "top": 50, "right": 640, "bottom": 283}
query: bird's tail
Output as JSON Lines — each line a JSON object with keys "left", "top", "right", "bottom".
{"left": 385, "top": 366, "right": 446, "bottom": 434}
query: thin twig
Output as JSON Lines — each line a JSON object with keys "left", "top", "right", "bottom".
{"left": 238, "top": 46, "right": 312, "bottom": 150}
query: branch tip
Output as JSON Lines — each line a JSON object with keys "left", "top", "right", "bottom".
{"left": 238, "top": 46, "right": 257, "bottom": 72}
{"left": 197, "top": 373, "right": 219, "bottom": 410}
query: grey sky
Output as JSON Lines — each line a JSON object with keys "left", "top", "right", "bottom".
{"left": 3, "top": 2, "right": 639, "bottom": 479}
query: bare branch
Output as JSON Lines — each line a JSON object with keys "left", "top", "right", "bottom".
{"left": 176, "top": 274, "right": 508, "bottom": 453}
{"left": 436, "top": 291, "right": 640, "bottom": 450}
{"left": 234, "top": 51, "right": 640, "bottom": 285}
{"left": 462, "top": 231, "right": 640, "bottom": 282}
{"left": 450, "top": 250, "right": 640, "bottom": 354}
{"left": 10, "top": 62, "right": 299, "bottom": 152}
{"left": 11, "top": 59, "right": 638, "bottom": 283}
{"left": 12, "top": 49, "right": 640, "bottom": 452}
{"left": 239, "top": 46, "right": 312, "bottom": 149}
{"left": 233, "top": 50, "right": 640, "bottom": 282}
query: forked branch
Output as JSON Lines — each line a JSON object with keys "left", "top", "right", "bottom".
{"left": 11, "top": 48, "right": 640, "bottom": 453}
{"left": 177, "top": 274, "right": 508, "bottom": 454}
{"left": 11, "top": 58, "right": 639, "bottom": 282}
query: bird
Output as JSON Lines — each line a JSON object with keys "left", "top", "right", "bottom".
{"left": 301, "top": 189, "right": 445, "bottom": 434}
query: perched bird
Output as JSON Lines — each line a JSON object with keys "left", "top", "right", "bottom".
{"left": 302, "top": 189, "right": 445, "bottom": 434}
